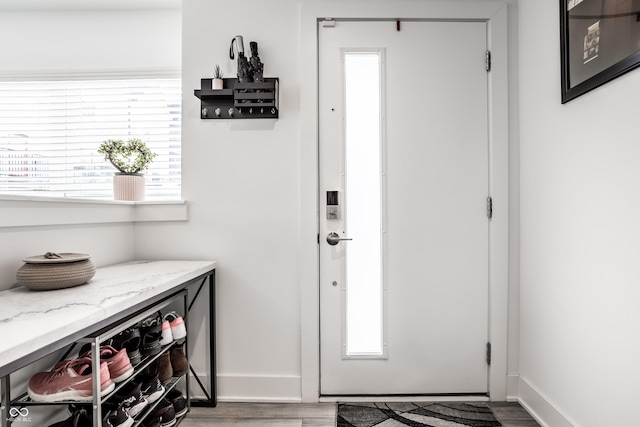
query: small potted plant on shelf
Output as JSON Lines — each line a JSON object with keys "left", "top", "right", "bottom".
{"left": 212, "top": 64, "right": 224, "bottom": 90}
{"left": 98, "top": 138, "right": 157, "bottom": 201}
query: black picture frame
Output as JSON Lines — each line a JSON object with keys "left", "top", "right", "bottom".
{"left": 560, "top": 0, "right": 640, "bottom": 103}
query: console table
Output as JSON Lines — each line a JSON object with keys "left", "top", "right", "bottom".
{"left": 0, "top": 260, "right": 217, "bottom": 426}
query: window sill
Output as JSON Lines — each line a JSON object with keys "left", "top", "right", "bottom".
{"left": 0, "top": 195, "right": 188, "bottom": 228}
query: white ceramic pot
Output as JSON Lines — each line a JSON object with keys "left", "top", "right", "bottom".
{"left": 113, "top": 173, "right": 145, "bottom": 201}
{"left": 212, "top": 78, "right": 224, "bottom": 90}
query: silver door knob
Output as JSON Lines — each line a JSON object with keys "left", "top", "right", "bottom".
{"left": 326, "top": 232, "right": 353, "bottom": 246}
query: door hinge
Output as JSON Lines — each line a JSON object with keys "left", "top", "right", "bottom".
{"left": 485, "top": 50, "right": 491, "bottom": 72}
{"left": 487, "top": 196, "right": 493, "bottom": 219}
{"left": 486, "top": 342, "right": 492, "bottom": 366}
{"left": 317, "top": 233, "right": 320, "bottom": 244}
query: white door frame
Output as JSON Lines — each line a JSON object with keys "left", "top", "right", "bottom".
{"left": 299, "top": 0, "right": 509, "bottom": 402}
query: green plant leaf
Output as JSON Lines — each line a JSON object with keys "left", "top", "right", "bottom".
{"left": 97, "top": 138, "right": 157, "bottom": 174}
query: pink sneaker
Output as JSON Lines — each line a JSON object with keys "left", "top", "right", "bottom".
{"left": 160, "top": 319, "right": 173, "bottom": 346}
{"left": 163, "top": 312, "right": 186, "bottom": 340}
{"left": 28, "top": 357, "right": 115, "bottom": 402}
{"left": 81, "top": 345, "right": 134, "bottom": 383}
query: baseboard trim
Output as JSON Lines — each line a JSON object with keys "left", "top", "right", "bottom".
{"left": 190, "top": 374, "right": 302, "bottom": 403}
{"left": 320, "top": 395, "right": 489, "bottom": 403}
{"left": 506, "top": 374, "right": 519, "bottom": 400}
{"left": 516, "top": 376, "right": 577, "bottom": 427}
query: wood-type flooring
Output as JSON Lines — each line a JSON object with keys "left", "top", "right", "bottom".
{"left": 180, "top": 401, "right": 541, "bottom": 427}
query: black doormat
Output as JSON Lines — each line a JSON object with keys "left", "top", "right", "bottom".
{"left": 337, "top": 402, "right": 502, "bottom": 427}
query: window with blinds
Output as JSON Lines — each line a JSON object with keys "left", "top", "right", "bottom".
{"left": 0, "top": 77, "right": 181, "bottom": 200}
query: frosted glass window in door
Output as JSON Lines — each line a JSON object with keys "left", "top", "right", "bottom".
{"left": 343, "top": 51, "right": 385, "bottom": 357}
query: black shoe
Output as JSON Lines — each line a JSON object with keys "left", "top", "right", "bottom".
{"left": 141, "top": 416, "right": 162, "bottom": 427}
{"left": 113, "top": 381, "right": 148, "bottom": 418}
{"left": 50, "top": 406, "right": 132, "bottom": 427}
{"left": 166, "top": 388, "right": 187, "bottom": 417}
{"left": 102, "top": 402, "right": 133, "bottom": 427}
{"left": 134, "top": 373, "right": 165, "bottom": 404}
{"left": 48, "top": 408, "right": 90, "bottom": 427}
{"left": 140, "top": 317, "right": 163, "bottom": 357}
{"left": 108, "top": 327, "right": 142, "bottom": 365}
{"left": 151, "top": 398, "right": 176, "bottom": 427}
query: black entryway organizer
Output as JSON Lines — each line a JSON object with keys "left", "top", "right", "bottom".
{"left": 194, "top": 78, "right": 279, "bottom": 119}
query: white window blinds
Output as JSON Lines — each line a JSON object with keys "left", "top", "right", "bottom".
{"left": 0, "top": 77, "right": 181, "bottom": 200}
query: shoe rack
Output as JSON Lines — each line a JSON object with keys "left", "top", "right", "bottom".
{"left": 5, "top": 291, "right": 190, "bottom": 427}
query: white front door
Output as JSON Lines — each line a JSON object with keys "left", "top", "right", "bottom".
{"left": 319, "top": 20, "right": 490, "bottom": 395}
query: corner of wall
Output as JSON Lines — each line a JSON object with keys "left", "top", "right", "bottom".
{"left": 516, "top": 376, "right": 578, "bottom": 427}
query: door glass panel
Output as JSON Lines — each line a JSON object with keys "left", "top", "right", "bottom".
{"left": 344, "top": 51, "right": 384, "bottom": 356}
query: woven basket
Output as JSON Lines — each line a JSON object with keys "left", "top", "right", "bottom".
{"left": 16, "top": 253, "right": 96, "bottom": 291}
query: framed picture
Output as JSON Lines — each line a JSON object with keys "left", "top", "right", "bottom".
{"left": 560, "top": 0, "right": 640, "bottom": 103}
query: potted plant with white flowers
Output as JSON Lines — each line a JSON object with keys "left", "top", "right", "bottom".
{"left": 98, "top": 138, "right": 157, "bottom": 201}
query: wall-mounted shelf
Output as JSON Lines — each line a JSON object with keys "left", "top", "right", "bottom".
{"left": 194, "top": 78, "right": 279, "bottom": 119}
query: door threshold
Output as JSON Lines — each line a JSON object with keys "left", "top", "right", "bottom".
{"left": 320, "top": 394, "right": 489, "bottom": 403}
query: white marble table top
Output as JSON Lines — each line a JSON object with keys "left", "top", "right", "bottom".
{"left": 0, "top": 260, "right": 215, "bottom": 377}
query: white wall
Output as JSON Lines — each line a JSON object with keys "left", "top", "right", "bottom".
{"left": 0, "top": 8, "right": 181, "bottom": 291}
{"left": 0, "top": 9, "right": 180, "bottom": 72}
{"left": 518, "top": 0, "right": 640, "bottom": 426}
{"left": 134, "top": 0, "right": 303, "bottom": 401}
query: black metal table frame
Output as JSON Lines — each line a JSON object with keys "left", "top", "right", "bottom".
{"left": 187, "top": 269, "right": 217, "bottom": 407}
